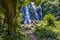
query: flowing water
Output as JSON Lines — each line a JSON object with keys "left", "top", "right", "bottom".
{"left": 22, "top": 2, "right": 43, "bottom": 24}
{"left": 36, "top": 6, "right": 43, "bottom": 20}
{"left": 22, "top": 6, "right": 31, "bottom": 24}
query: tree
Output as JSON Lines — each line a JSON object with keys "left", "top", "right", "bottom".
{"left": 2, "top": 0, "right": 16, "bottom": 35}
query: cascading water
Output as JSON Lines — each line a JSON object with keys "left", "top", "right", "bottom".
{"left": 28, "top": 2, "right": 39, "bottom": 23}
{"left": 39, "top": 6, "right": 43, "bottom": 20}
{"left": 22, "top": 6, "right": 31, "bottom": 25}
{"left": 36, "top": 6, "right": 43, "bottom": 20}
{"left": 22, "top": 2, "right": 43, "bottom": 25}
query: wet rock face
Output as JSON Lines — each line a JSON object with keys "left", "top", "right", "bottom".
{"left": 22, "top": 2, "right": 43, "bottom": 24}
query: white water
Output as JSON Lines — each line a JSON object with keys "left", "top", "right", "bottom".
{"left": 22, "top": 2, "right": 43, "bottom": 24}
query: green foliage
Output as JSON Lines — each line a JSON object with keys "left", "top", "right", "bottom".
{"left": 15, "top": 25, "right": 29, "bottom": 40}
{"left": 39, "top": 20, "right": 47, "bottom": 26}
{"left": 44, "top": 14, "right": 55, "bottom": 26}
{"left": 35, "top": 0, "right": 43, "bottom": 6}
{"left": 34, "top": 26, "right": 58, "bottom": 40}
{"left": 42, "top": 0, "right": 60, "bottom": 17}
{"left": 0, "top": 24, "right": 29, "bottom": 40}
{"left": 16, "top": 13, "right": 22, "bottom": 25}
{"left": 0, "top": 23, "right": 8, "bottom": 40}
{"left": 0, "top": 13, "right": 5, "bottom": 20}
{"left": 24, "top": 0, "right": 30, "bottom": 6}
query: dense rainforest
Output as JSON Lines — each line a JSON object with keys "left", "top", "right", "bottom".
{"left": 0, "top": 0, "right": 60, "bottom": 40}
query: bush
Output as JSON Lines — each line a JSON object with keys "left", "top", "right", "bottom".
{"left": 44, "top": 14, "right": 55, "bottom": 26}
{"left": 34, "top": 26, "right": 58, "bottom": 40}
{"left": 14, "top": 25, "right": 29, "bottom": 40}
{"left": 16, "top": 13, "right": 22, "bottom": 25}
{"left": 0, "top": 24, "right": 29, "bottom": 40}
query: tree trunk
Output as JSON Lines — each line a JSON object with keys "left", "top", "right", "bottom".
{"left": 2, "top": 0, "right": 16, "bottom": 35}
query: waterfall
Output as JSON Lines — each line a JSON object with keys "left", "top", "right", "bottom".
{"left": 22, "top": 2, "right": 43, "bottom": 24}
{"left": 22, "top": 6, "right": 31, "bottom": 24}
{"left": 28, "top": 2, "right": 39, "bottom": 23}
{"left": 39, "top": 6, "right": 43, "bottom": 20}
{"left": 36, "top": 6, "right": 43, "bottom": 20}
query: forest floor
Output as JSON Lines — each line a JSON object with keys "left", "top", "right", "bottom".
{"left": 25, "top": 29, "right": 36, "bottom": 40}
{"left": 21, "top": 25, "right": 37, "bottom": 40}
{"left": 21, "top": 21, "right": 60, "bottom": 40}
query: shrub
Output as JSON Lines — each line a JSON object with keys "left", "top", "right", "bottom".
{"left": 34, "top": 26, "right": 58, "bottom": 40}
{"left": 44, "top": 14, "right": 55, "bottom": 26}
{"left": 1, "top": 24, "right": 29, "bottom": 40}
{"left": 16, "top": 13, "right": 22, "bottom": 25}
